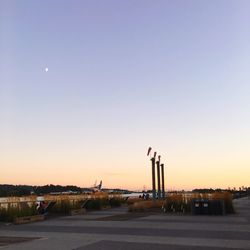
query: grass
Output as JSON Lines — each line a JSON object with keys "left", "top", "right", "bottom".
{"left": 0, "top": 196, "right": 127, "bottom": 221}
{"left": 1, "top": 192, "right": 233, "bottom": 221}
{"left": 129, "top": 200, "right": 164, "bottom": 212}
{"left": 210, "top": 192, "right": 234, "bottom": 213}
{"left": 126, "top": 197, "right": 143, "bottom": 205}
{"left": 50, "top": 200, "right": 83, "bottom": 214}
{"left": 129, "top": 192, "right": 235, "bottom": 214}
{"left": 163, "top": 192, "right": 234, "bottom": 214}
{"left": 85, "top": 197, "right": 125, "bottom": 210}
{"left": 163, "top": 194, "right": 191, "bottom": 213}
{"left": 109, "top": 197, "right": 124, "bottom": 207}
{"left": 0, "top": 205, "right": 38, "bottom": 222}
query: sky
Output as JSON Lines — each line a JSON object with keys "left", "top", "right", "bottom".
{"left": 0, "top": 0, "right": 250, "bottom": 191}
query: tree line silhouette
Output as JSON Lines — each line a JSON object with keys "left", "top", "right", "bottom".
{"left": 0, "top": 184, "right": 81, "bottom": 197}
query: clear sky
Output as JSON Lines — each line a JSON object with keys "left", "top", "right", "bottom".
{"left": 1, "top": 0, "right": 250, "bottom": 190}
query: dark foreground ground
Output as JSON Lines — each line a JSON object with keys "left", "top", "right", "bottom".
{"left": 0, "top": 197, "right": 250, "bottom": 250}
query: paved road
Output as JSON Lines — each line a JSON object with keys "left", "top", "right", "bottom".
{"left": 0, "top": 197, "right": 250, "bottom": 250}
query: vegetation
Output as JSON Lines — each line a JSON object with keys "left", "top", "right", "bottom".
{"left": 50, "top": 200, "right": 83, "bottom": 214}
{"left": 128, "top": 192, "right": 235, "bottom": 214}
{"left": 85, "top": 199, "right": 104, "bottom": 210}
{"left": 35, "top": 185, "right": 82, "bottom": 194}
{"left": 163, "top": 194, "right": 191, "bottom": 213}
{"left": 0, "top": 205, "right": 38, "bottom": 222}
{"left": 192, "top": 187, "right": 250, "bottom": 200}
{"left": 129, "top": 200, "right": 164, "bottom": 212}
{"left": 49, "top": 197, "right": 125, "bottom": 213}
{"left": 126, "top": 197, "right": 143, "bottom": 205}
{"left": 84, "top": 197, "right": 125, "bottom": 210}
{"left": 0, "top": 185, "right": 32, "bottom": 197}
{"left": 1, "top": 185, "right": 249, "bottom": 198}
{"left": 163, "top": 192, "right": 234, "bottom": 214}
{"left": 109, "top": 197, "right": 125, "bottom": 207}
{"left": 211, "top": 192, "right": 234, "bottom": 214}
{"left": 0, "top": 184, "right": 82, "bottom": 197}
{"left": 0, "top": 196, "right": 126, "bottom": 222}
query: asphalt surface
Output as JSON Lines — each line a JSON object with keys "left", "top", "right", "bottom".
{"left": 0, "top": 197, "right": 249, "bottom": 250}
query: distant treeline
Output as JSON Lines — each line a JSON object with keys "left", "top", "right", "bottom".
{"left": 192, "top": 188, "right": 227, "bottom": 193}
{"left": 1, "top": 185, "right": 249, "bottom": 197}
{"left": 192, "top": 188, "right": 250, "bottom": 193}
{"left": 0, "top": 185, "right": 32, "bottom": 197}
{"left": 35, "top": 185, "right": 82, "bottom": 194}
{"left": 0, "top": 184, "right": 82, "bottom": 197}
{"left": 145, "top": 187, "right": 250, "bottom": 194}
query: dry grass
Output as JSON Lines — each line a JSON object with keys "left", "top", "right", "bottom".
{"left": 0, "top": 205, "right": 38, "bottom": 222}
{"left": 162, "top": 192, "right": 234, "bottom": 214}
{"left": 129, "top": 200, "right": 164, "bottom": 212}
{"left": 211, "top": 192, "right": 234, "bottom": 213}
{"left": 211, "top": 192, "right": 232, "bottom": 201}
{"left": 127, "top": 197, "right": 143, "bottom": 205}
{"left": 191, "top": 193, "right": 210, "bottom": 200}
{"left": 163, "top": 194, "right": 190, "bottom": 213}
{"left": 91, "top": 192, "right": 109, "bottom": 199}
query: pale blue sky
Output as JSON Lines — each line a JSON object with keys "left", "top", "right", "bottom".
{"left": 1, "top": 0, "right": 250, "bottom": 189}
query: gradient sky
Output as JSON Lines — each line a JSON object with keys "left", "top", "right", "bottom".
{"left": 1, "top": 0, "right": 250, "bottom": 190}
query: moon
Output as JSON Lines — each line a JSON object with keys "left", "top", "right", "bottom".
{"left": 45, "top": 67, "right": 49, "bottom": 72}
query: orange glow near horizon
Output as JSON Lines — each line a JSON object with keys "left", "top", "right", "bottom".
{"left": 1, "top": 146, "right": 249, "bottom": 191}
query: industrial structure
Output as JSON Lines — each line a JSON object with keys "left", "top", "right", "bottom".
{"left": 147, "top": 147, "right": 166, "bottom": 199}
